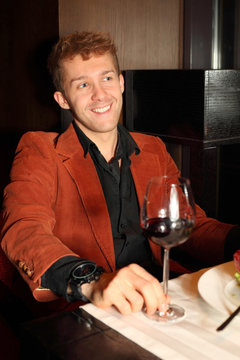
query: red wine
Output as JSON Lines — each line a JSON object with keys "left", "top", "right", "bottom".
{"left": 143, "top": 217, "right": 194, "bottom": 248}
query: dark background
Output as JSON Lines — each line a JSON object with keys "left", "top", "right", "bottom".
{"left": 0, "top": 1, "right": 60, "bottom": 206}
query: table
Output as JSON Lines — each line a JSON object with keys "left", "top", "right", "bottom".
{"left": 82, "top": 262, "right": 240, "bottom": 360}
{"left": 21, "top": 262, "right": 240, "bottom": 360}
{"left": 20, "top": 307, "right": 159, "bottom": 359}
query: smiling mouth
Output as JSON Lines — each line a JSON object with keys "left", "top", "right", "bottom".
{"left": 92, "top": 104, "right": 111, "bottom": 113}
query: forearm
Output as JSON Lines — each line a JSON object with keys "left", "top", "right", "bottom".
{"left": 171, "top": 217, "right": 236, "bottom": 270}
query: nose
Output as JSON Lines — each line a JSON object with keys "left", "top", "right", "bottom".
{"left": 91, "top": 83, "right": 107, "bottom": 101}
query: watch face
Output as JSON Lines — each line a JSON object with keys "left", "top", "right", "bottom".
{"left": 73, "top": 262, "right": 97, "bottom": 279}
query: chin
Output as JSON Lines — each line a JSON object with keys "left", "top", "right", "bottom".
{"left": 96, "top": 120, "right": 119, "bottom": 132}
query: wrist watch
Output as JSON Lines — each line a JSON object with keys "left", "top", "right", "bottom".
{"left": 67, "top": 260, "right": 105, "bottom": 302}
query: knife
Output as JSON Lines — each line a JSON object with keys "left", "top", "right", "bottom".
{"left": 216, "top": 305, "right": 240, "bottom": 331}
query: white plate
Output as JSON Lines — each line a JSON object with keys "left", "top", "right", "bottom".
{"left": 198, "top": 261, "right": 240, "bottom": 315}
{"left": 224, "top": 279, "right": 240, "bottom": 307}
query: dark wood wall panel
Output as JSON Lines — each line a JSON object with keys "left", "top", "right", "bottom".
{"left": 58, "top": 0, "right": 183, "bottom": 70}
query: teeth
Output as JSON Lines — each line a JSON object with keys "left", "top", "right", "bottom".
{"left": 92, "top": 105, "right": 110, "bottom": 113}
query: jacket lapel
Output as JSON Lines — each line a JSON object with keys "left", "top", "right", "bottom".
{"left": 55, "top": 124, "right": 115, "bottom": 270}
{"left": 130, "top": 135, "right": 165, "bottom": 265}
{"left": 130, "top": 135, "right": 164, "bottom": 209}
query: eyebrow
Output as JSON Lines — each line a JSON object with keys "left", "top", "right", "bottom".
{"left": 70, "top": 70, "right": 116, "bottom": 85}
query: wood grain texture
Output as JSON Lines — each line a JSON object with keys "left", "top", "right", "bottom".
{"left": 58, "top": 0, "right": 183, "bottom": 70}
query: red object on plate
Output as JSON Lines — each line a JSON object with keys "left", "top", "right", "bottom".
{"left": 233, "top": 249, "right": 240, "bottom": 273}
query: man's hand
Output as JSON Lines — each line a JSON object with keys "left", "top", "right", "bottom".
{"left": 81, "top": 263, "right": 170, "bottom": 315}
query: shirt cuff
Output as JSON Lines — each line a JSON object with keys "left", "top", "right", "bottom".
{"left": 41, "top": 255, "right": 83, "bottom": 299}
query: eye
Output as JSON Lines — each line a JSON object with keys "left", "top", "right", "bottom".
{"left": 104, "top": 76, "right": 112, "bottom": 81}
{"left": 78, "top": 82, "right": 88, "bottom": 89}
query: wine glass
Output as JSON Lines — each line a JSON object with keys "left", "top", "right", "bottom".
{"left": 141, "top": 176, "right": 195, "bottom": 323}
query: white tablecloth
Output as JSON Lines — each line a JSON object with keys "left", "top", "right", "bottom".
{"left": 81, "top": 263, "right": 240, "bottom": 360}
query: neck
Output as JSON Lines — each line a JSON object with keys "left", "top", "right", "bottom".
{"left": 91, "top": 131, "right": 118, "bottom": 162}
{"left": 75, "top": 122, "right": 119, "bottom": 162}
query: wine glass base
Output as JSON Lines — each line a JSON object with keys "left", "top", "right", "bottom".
{"left": 144, "top": 304, "right": 186, "bottom": 324}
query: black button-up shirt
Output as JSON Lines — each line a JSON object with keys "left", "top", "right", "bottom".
{"left": 73, "top": 121, "right": 152, "bottom": 268}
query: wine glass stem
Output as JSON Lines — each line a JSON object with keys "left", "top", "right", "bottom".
{"left": 163, "top": 247, "right": 170, "bottom": 295}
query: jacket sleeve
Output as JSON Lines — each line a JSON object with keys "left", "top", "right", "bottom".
{"left": 1, "top": 132, "right": 79, "bottom": 301}
{"left": 161, "top": 137, "right": 235, "bottom": 270}
{"left": 132, "top": 134, "right": 236, "bottom": 272}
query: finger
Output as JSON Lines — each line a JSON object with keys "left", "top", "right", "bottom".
{"left": 140, "top": 280, "right": 164, "bottom": 315}
{"left": 88, "top": 272, "right": 137, "bottom": 315}
{"left": 99, "top": 287, "right": 134, "bottom": 315}
{"left": 106, "top": 273, "right": 145, "bottom": 314}
{"left": 121, "top": 286, "right": 145, "bottom": 313}
{"left": 126, "top": 264, "right": 168, "bottom": 314}
{"left": 112, "top": 298, "right": 133, "bottom": 315}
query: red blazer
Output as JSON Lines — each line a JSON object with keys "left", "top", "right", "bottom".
{"left": 1, "top": 123, "right": 234, "bottom": 302}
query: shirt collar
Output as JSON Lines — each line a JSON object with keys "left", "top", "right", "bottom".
{"left": 73, "top": 121, "right": 140, "bottom": 159}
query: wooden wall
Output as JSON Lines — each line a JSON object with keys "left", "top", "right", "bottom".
{"left": 58, "top": 0, "right": 183, "bottom": 70}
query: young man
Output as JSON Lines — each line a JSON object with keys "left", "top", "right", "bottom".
{"left": 1, "top": 32, "right": 239, "bottom": 317}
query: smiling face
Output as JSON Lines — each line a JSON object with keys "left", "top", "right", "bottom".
{"left": 54, "top": 52, "right": 124, "bottom": 139}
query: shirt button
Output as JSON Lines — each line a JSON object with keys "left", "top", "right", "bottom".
{"left": 120, "top": 223, "right": 127, "bottom": 229}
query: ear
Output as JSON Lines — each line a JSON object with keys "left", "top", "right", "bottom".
{"left": 53, "top": 91, "right": 70, "bottom": 109}
{"left": 119, "top": 74, "right": 124, "bottom": 94}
